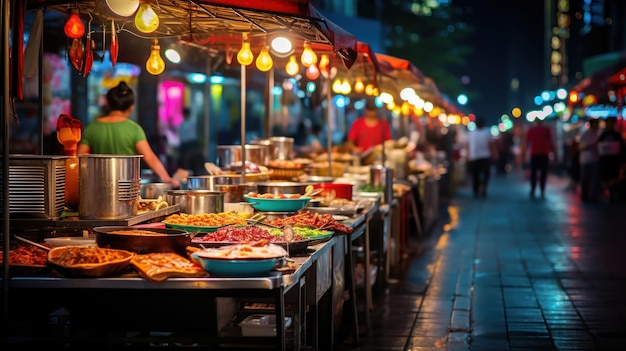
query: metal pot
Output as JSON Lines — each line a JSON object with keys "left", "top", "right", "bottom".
{"left": 165, "top": 190, "right": 189, "bottom": 208}
{"left": 369, "top": 165, "right": 394, "bottom": 204}
{"left": 186, "top": 190, "right": 225, "bottom": 214}
{"left": 269, "top": 137, "right": 294, "bottom": 160}
{"left": 187, "top": 175, "right": 241, "bottom": 190}
{"left": 141, "top": 182, "right": 173, "bottom": 199}
{"left": 255, "top": 182, "right": 313, "bottom": 195}
{"left": 79, "top": 155, "right": 142, "bottom": 219}
{"left": 93, "top": 226, "right": 190, "bottom": 255}
{"left": 215, "top": 184, "right": 249, "bottom": 203}
{"left": 216, "top": 144, "right": 271, "bottom": 168}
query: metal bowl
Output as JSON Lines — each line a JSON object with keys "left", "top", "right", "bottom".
{"left": 93, "top": 226, "right": 191, "bottom": 255}
{"left": 255, "top": 182, "right": 313, "bottom": 195}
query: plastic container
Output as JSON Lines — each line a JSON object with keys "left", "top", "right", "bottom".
{"left": 239, "top": 314, "right": 292, "bottom": 337}
{"left": 313, "top": 183, "right": 353, "bottom": 200}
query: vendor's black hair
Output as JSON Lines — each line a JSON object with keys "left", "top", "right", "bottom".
{"left": 107, "top": 81, "right": 135, "bottom": 112}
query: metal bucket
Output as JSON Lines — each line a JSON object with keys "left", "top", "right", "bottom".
{"left": 79, "top": 155, "right": 142, "bottom": 219}
{"left": 141, "top": 182, "right": 173, "bottom": 199}
{"left": 187, "top": 175, "right": 241, "bottom": 190}
{"left": 185, "top": 190, "right": 225, "bottom": 214}
{"left": 369, "top": 165, "right": 394, "bottom": 204}
{"left": 269, "top": 137, "right": 294, "bottom": 160}
{"left": 215, "top": 144, "right": 271, "bottom": 168}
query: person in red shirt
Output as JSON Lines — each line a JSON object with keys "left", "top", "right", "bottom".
{"left": 346, "top": 98, "right": 392, "bottom": 154}
{"left": 522, "top": 118, "right": 556, "bottom": 198}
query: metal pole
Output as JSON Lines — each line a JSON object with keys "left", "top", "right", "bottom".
{"left": 264, "top": 67, "right": 274, "bottom": 138}
{"left": 240, "top": 64, "right": 246, "bottom": 184}
{"left": 326, "top": 71, "right": 332, "bottom": 177}
{"left": 2, "top": 0, "right": 11, "bottom": 326}
{"left": 204, "top": 57, "right": 212, "bottom": 163}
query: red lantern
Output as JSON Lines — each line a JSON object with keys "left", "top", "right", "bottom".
{"left": 64, "top": 9, "right": 85, "bottom": 39}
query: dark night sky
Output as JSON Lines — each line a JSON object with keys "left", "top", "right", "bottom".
{"left": 455, "top": 0, "right": 546, "bottom": 126}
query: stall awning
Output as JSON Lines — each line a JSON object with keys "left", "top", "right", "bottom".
{"left": 27, "top": 0, "right": 358, "bottom": 68}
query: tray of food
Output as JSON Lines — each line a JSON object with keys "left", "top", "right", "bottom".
{"left": 162, "top": 212, "right": 248, "bottom": 233}
{"left": 47, "top": 246, "right": 135, "bottom": 278}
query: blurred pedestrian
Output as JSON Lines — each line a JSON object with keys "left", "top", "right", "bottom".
{"left": 579, "top": 118, "right": 601, "bottom": 202}
{"left": 522, "top": 118, "right": 555, "bottom": 198}
{"left": 346, "top": 97, "right": 392, "bottom": 155}
{"left": 466, "top": 116, "right": 497, "bottom": 198}
{"left": 597, "top": 116, "right": 625, "bottom": 202}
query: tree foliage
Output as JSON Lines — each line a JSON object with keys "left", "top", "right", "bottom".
{"left": 382, "top": 1, "right": 475, "bottom": 100}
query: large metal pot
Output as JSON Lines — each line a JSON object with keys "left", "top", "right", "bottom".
{"left": 93, "top": 226, "right": 190, "bottom": 255}
{"left": 79, "top": 155, "right": 142, "bottom": 219}
{"left": 269, "top": 137, "right": 294, "bottom": 160}
{"left": 216, "top": 144, "right": 271, "bottom": 168}
{"left": 215, "top": 184, "right": 249, "bottom": 203}
{"left": 187, "top": 175, "right": 241, "bottom": 190}
{"left": 141, "top": 182, "right": 173, "bottom": 199}
{"left": 186, "top": 190, "right": 225, "bottom": 214}
{"left": 255, "top": 181, "right": 312, "bottom": 195}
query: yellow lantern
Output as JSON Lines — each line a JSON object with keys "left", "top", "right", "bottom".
{"left": 332, "top": 78, "right": 342, "bottom": 94}
{"left": 255, "top": 46, "right": 273, "bottom": 72}
{"left": 301, "top": 42, "right": 317, "bottom": 67}
{"left": 237, "top": 33, "right": 254, "bottom": 66}
{"left": 285, "top": 55, "right": 299, "bottom": 76}
{"left": 135, "top": 2, "right": 159, "bottom": 34}
{"left": 145, "top": 38, "right": 165, "bottom": 75}
{"left": 354, "top": 78, "right": 365, "bottom": 93}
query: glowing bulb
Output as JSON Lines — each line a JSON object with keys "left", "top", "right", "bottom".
{"left": 340, "top": 79, "right": 351, "bottom": 95}
{"left": 306, "top": 64, "right": 320, "bottom": 80}
{"left": 319, "top": 54, "right": 329, "bottom": 71}
{"left": 270, "top": 36, "right": 293, "bottom": 57}
{"left": 354, "top": 78, "right": 364, "bottom": 93}
{"left": 146, "top": 39, "right": 165, "bottom": 75}
{"left": 301, "top": 42, "right": 317, "bottom": 67}
{"left": 285, "top": 55, "right": 299, "bottom": 76}
{"left": 255, "top": 46, "right": 273, "bottom": 72}
{"left": 237, "top": 34, "right": 254, "bottom": 66}
{"left": 135, "top": 3, "right": 159, "bottom": 33}
{"left": 64, "top": 9, "right": 85, "bottom": 39}
{"left": 332, "top": 78, "right": 342, "bottom": 94}
{"left": 365, "top": 83, "right": 375, "bottom": 96}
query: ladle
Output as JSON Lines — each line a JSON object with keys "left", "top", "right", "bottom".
{"left": 303, "top": 185, "right": 324, "bottom": 197}
{"left": 15, "top": 235, "right": 51, "bottom": 251}
{"left": 283, "top": 225, "right": 294, "bottom": 257}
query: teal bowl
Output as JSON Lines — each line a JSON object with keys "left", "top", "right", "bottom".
{"left": 191, "top": 252, "right": 279, "bottom": 277}
{"left": 243, "top": 195, "right": 311, "bottom": 212}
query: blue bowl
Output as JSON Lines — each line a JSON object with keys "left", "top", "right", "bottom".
{"left": 191, "top": 252, "right": 279, "bottom": 277}
{"left": 243, "top": 195, "right": 311, "bottom": 212}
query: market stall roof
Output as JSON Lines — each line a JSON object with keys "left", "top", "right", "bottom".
{"left": 27, "top": 0, "right": 358, "bottom": 68}
{"left": 374, "top": 53, "right": 446, "bottom": 110}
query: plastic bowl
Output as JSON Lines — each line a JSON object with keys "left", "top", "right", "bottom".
{"left": 191, "top": 253, "right": 279, "bottom": 277}
{"left": 243, "top": 195, "right": 310, "bottom": 212}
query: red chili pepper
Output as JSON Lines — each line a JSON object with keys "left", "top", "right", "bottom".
{"left": 110, "top": 20, "right": 118, "bottom": 67}
{"left": 83, "top": 38, "right": 93, "bottom": 76}
{"left": 69, "top": 38, "right": 84, "bottom": 73}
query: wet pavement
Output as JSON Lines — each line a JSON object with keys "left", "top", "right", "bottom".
{"left": 337, "top": 170, "right": 626, "bottom": 351}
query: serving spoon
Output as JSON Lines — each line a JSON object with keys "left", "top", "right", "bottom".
{"left": 15, "top": 235, "right": 51, "bottom": 251}
{"left": 283, "top": 225, "right": 294, "bottom": 257}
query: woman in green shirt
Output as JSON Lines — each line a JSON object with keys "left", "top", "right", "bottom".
{"left": 78, "top": 81, "right": 180, "bottom": 188}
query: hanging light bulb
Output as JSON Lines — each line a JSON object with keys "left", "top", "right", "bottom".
{"left": 332, "top": 78, "right": 342, "bottom": 94}
{"left": 301, "top": 41, "right": 317, "bottom": 67}
{"left": 64, "top": 9, "right": 85, "bottom": 39}
{"left": 146, "top": 38, "right": 165, "bottom": 75}
{"left": 237, "top": 33, "right": 254, "bottom": 66}
{"left": 306, "top": 64, "right": 320, "bottom": 80}
{"left": 319, "top": 54, "right": 329, "bottom": 71}
{"left": 354, "top": 78, "right": 365, "bottom": 93}
{"left": 340, "top": 79, "right": 352, "bottom": 95}
{"left": 285, "top": 55, "right": 299, "bottom": 76}
{"left": 365, "top": 83, "right": 375, "bottom": 96}
{"left": 255, "top": 45, "right": 273, "bottom": 72}
{"left": 135, "top": 2, "right": 159, "bottom": 34}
